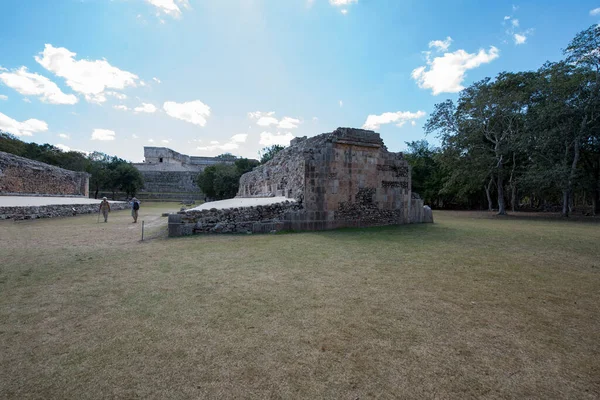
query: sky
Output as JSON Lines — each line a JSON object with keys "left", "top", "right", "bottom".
{"left": 0, "top": 0, "right": 597, "bottom": 162}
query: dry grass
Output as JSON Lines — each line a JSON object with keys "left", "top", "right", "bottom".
{"left": 1, "top": 206, "right": 599, "bottom": 399}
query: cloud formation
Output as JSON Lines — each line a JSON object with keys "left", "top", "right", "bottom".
{"left": 146, "top": 0, "right": 190, "bottom": 18}
{"left": 134, "top": 103, "right": 158, "bottom": 113}
{"left": 0, "top": 67, "right": 78, "bottom": 105}
{"left": 197, "top": 133, "right": 248, "bottom": 153}
{"left": 259, "top": 132, "right": 295, "bottom": 146}
{"left": 362, "top": 110, "right": 426, "bottom": 130}
{"left": 591, "top": 8, "right": 600, "bottom": 16}
{"left": 0, "top": 95, "right": 7, "bottom": 100}
{"left": 91, "top": 129, "right": 116, "bottom": 141}
{"left": 412, "top": 41, "right": 499, "bottom": 95}
{"left": 0, "top": 112, "right": 48, "bottom": 136}
{"left": 35, "top": 44, "right": 139, "bottom": 104}
{"left": 248, "top": 112, "right": 301, "bottom": 129}
{"left": 429, "top": 36, "right": 453, "bottom": 52}
{"left": 164, "top": 100, "right": 211, "bottom": 126}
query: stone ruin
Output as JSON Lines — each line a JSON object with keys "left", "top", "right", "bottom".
{"left": 168, "top": 127, "right": 433, "bottom": 236}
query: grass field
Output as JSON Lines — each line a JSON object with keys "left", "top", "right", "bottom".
{"left": 1, "top": 204, "right": 599, "bottom": 399}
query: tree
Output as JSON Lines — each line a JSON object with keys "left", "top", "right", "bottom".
{"left": 114, "top": 163, "right": 144, "bottom": 197}
{"left": 196, "top": 157, "right": 260, "bottom": 200}
{"left": 259, "top": 145, "right": 285, "bottom": 164}
{"left": 404, "top": 140, "right": 448, "bottom": 208}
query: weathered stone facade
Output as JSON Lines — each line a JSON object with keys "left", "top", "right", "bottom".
{"left": 133, "top": 147, "right": 237, "bottom": 200}
{"left": 0, "top": 202, "right": 129, "bottom": 220}
{"left": 0, "top": 151, "right": 89, "bottom": 197}
{"left": 168, "top": 201, "right": 301, "bottom": 235}
{"left": 169, "top": 128, "right": 433, "bottom": 236}
{"left": 239, "top": 127, "right": 427, "bottom": 229}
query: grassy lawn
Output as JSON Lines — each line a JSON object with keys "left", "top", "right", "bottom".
{"left": 1, "top": 206, "right": 599, "bottom": 399}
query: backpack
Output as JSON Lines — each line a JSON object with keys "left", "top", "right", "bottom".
{"left": 133, "top": 201, "right": 140, "bottom": 210}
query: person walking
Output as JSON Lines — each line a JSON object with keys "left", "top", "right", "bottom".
{"left": 130, "top": 197, "right": 140, "bottom": 223}
{"left": 99, "top": 197, "right": 111, "bottom": 223}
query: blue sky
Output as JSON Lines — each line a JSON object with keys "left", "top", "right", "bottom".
{"left": 0, "top": 0, "right": 596, "bottom": 162}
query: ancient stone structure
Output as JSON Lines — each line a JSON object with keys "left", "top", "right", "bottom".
{"left": 169, "top": 128, "right": 433, "bottom": 236}
{"left": 0, "top": 151, "right": 90, "bottom": 197}
{"left": 133, "top": 147, "right": 237, "bottom": 201}
{"left": 0, "top": 202, "right": 129, "bottom": 220}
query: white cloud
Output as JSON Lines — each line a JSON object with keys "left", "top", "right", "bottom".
{"left": 429, "top": 36, "right": 453, "bottom": 52}
{"left": 511, "top": 19, "right": 519, "bottom": 27}
{"left": 278, "top": 117, "right": 301, "bottom": 129}
{"left": 113, "top": 105, "right": 129, "bottom": 111}
{"left": 259, "top": 132, "right": 295, "bottom": 146}
{"left": 132, "top": 134, "right": 139, "bottom": 139}
{"left": 362, "top": 110, "right": 426, "bottom": 130}
{"left": 231, "top": 133, "right": 248, "bottom": 143}
{"left": 504, "top": 16, "right": 511, "bottom": 20}
{"left": 249, "top": 111, "right": 278, "bottom": 127}
{"left": 106, "top": 91, "right": 127, "bottom": 100}
{"left": 23, "top": 98, "right": 31, "bottom": 103}
{"left": 146, "top": 0, "right": 190, "bottom": 18}
{"left": 0, "top": 112, "right": 48, "bottom": 137}
{"left": 91, "top": 128, "right": 116, "bottom": 141}
{"left": 161, "top": 139, "right": 169, "bottom": 144}
{"left": 148, "top": 139, "right": 155, "bottom": 143}
{"left": 0, "top": 67, "right": 78, "bottom": 105}
{"left": 58, "top": 133, "right": 70, "bottom": 139}
{"left": 312, "top": 116, "right": 318, "bottom": 122}
{"left": 0, "top": 95, "right": 7, "bottom": 100}
{"left": 330, "top": 0, "right": 357, "bottom": 5}
{"left": 134, "top": 103, "right": 158, "bottom": 113}
{"left": 55, "top": 144, "right": 71, "bottom": 152}
{"left": 163, "top": 100, "right": 211, "bottom": 126}
{"left": 35, "top": 44, "right": 139, "bottom": 104}
{"left": 411, "top": 121, "right": 417, "bottom": 126}
{"left": 591, "top": 8, "right": 600, "bottom": 16}
{"left": 248, "top": 112, "right": 301, "bottom": 129}
{"left": 339, "top": 100, "right": 343, "bottom": 107}
{"left": 412, "top": 45, "right": 499, "bottom": 95}
{"left": 341, "top": 9, "right": 348, "bottom": 15}
{"left": 197, "top": 133, "right": 248, "bottom": 153}
{"left": 152, "top": 77, "right": 161, "bottom": 83}
{"left": 514, "top": 34, "right": 527, "bottom": 45}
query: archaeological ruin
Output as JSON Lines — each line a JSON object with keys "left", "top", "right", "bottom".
{"left": 133, "top": 147, "right": 237, "bottom": 201}
{"left": 168, "top": 127, "right": 433, "bottom": 236}
{"left": 0, "top": 150, "right": 90, "bottom": 197}
{"left": 0, "top": 150, "right": 129, "bottom": 220}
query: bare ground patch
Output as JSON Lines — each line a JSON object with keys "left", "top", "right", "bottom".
{"left": 1, "top": 208, "right": 599, "bottom": 399}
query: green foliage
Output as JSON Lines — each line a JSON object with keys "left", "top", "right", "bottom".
{"left": 0, "top": 132, "right": 144, "bottom": 199}
{"left": 421, "top": 25, "right": 600, "bottom": 214}
{"left": 196, "top": 158, "right": 260, "bottom": 200}
{"left": 259, "top": 145, "right": 285, "bottom": 164}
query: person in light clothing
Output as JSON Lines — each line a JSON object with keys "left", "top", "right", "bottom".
{"left": 130, "top": 197, "right": 140, "bottom": 223}
{"left": 99, "top": 197, "right": 111, "bottom": 222}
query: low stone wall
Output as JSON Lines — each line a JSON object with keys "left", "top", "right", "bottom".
{"left": 168, "top": 200, "right": 433, "bottom": 237}
{"left": 0, "top": 202, "right": 129, "bottom": 220}
{"left": 168, "top": 201, "right": 301, "bottom": 235}
{"left": 0, "top": 151, "right": 90, "bottom": 196}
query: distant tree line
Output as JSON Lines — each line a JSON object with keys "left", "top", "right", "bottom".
{"left": 0, "top": 132, "right": 144, "bottom": 199}
{"left": 407, "top": 25, "right": 600, "bottom": 216}
{"left": 196, "top": 145, "right": 285, "bottom": 200}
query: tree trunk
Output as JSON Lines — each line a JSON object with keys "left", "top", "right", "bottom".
{"left": 497, "top": 161, "right": 506, "bottom": 215}
{"left": 94, "top": 188, "right": 98, "bottom": 199}
{"left": 562, "top": 190, "right": 569, "bottom": 217}
{"left": 563, "top": 118, "right": 584, "bottom": 217}
{"left": 485, "top": 177, "right": 493, "bottom": 211}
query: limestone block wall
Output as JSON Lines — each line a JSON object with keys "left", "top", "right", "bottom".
{"left": 0, "top": 151, "right": 90, "bottom": 196}
{"left": 237, "top": 128, "right": 428, "bottom": 230}
{"left": 137, "top": 170, "right": 201, "bottom": 195}
{"left": 168, "top": 201, "right": 301, "bottom": 236}
{"left": 0, "top": 202, "right": 128, "bottom": 220}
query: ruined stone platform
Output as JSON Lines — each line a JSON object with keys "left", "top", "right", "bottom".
{"left": 188, "top": 196, "right": 294, "bottom": 211}
{"left": 0, "top": 196, "right": 128, "bottom": 220}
